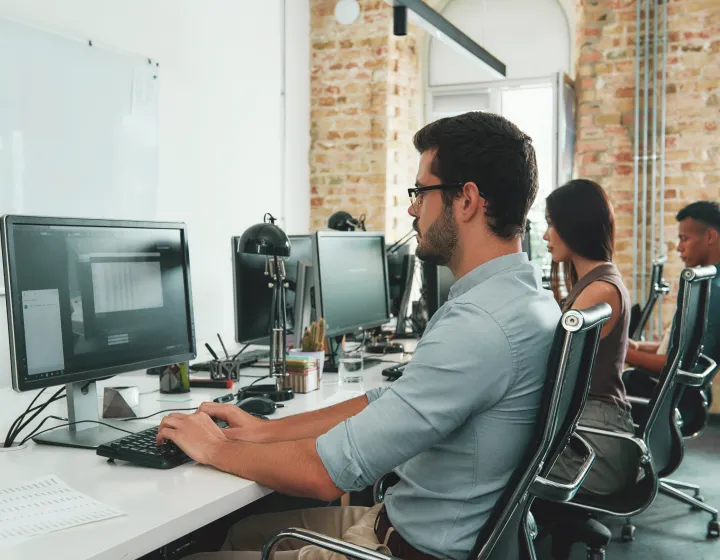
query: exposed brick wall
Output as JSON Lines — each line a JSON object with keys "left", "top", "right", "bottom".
{"left": 574, "top": 0, "right": 720, "bottom": 410}
{"left": 309, "top": 0, "right": 419, "bottom": 239}
{"left": 385, "top": 28, "right": 421, "bottom": 240}
{"left": 574, "top": 0, "right": 719, "bottom": 322}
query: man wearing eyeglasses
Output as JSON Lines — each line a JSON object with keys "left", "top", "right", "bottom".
{"left": 171, "top": 112, "right": 560, "bottom": 560}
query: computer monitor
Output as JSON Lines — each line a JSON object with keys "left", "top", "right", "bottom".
{"left": 232, "top": 234, "right": 312, "bottom": 345}
{"left": 1, "top": 215, "right": 196, "bottom": 448}
{"left": 422, "top": 263, "right": 456, "bottom": 320}
{"left": 387, "top": 246, "right": 416, "bottom": 336}
{"left": 312, "top": 231, "right": 390, "bottom": 339}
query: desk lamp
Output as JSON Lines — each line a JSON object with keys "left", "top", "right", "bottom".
{"left": 237, "top": 213, "right": 294, "bottom": 401}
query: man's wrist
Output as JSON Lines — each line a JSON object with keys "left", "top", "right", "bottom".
{"left": 209, "top": 439, "right": 237, "bottom": 471}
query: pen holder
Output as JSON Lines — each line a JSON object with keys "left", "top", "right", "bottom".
{"left": 159, "top": 363, "right": 190, "bottom": 394}
{"left": 209, "top": 359, "right": 244, "bottom": 381}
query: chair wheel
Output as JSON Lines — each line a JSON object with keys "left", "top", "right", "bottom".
{"left": 692, "top": 495, "right": 705, "bottom": 511}
{"left": 621, "top": 524, "right": 636, "bottom": 542}
{"left": 708, "top": 520, "right": 720, "bottom": 539}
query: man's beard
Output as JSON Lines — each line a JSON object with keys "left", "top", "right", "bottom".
{"left": 415, "top": 206, "right": 458, "bottom": 267}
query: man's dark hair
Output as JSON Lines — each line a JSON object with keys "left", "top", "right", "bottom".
{"left": 413, "top": 112, "right": 538, "bottom": 239}
{"left": 676, "top": 201, "right": 720, "bottom": 232}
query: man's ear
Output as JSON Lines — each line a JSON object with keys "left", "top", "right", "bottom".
{"left": 708, "top": 227, "right": 720, "bottom": 246}
{"left": 458, "top": 182, "right": 484, "bottom": 221}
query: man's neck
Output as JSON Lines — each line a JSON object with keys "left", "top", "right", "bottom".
{"left": 450, "top": 236, "right": 522, "bottom": 280}
{"left": 705, "top": 249, "right": 720, "bottom": 266}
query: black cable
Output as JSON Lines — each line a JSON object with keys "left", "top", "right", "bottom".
{"left": 20, "top": 420, "right": 135, "bottom": 446}
{"left": 18, "top": 415, "right": 68, "bottom": 446}
{"left": 5, "top": 387, "right": 67, "bottom": 448}
{"left": 5, "top": 394, "right": 67, "bottom": 446}
{"left": 232, "top": 343, "right": 251, "bottom": 360}
{"left": 5, "top": 387, "right": 46, "bottom": 447}
{"left": 9, "top": 386, "right": 67, "bottom": 445}
{"left": 236, "top": 375, "right": 270, "bottom": 400}
{"left": 122, "top": 407, "right": 198, "bottom": 422}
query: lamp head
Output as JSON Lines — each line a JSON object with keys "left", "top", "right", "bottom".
{"left": 238, "top": 214, "right": 291, "bottom": 257}
{"left": 328, "top": 211, "right": 366, "bottom": 232}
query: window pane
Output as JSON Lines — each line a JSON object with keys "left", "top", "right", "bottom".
{"left": 500, "top": 85, "right": 554, "bottom": 273}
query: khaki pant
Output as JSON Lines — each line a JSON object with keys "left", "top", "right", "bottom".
{"left": 548, "top": 399, "right": 639, "bottom": 495}
{"left": 187, "top": 504, "right": 389, "bottom": 560}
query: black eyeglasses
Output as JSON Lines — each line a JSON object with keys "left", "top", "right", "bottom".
{"left": 408, "top": 183, "right": 485, "bottom": 211}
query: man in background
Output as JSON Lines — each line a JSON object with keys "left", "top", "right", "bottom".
{"left": 625, "top": 201, "right": 720, "bottom": 424}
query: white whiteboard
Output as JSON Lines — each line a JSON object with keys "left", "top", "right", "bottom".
{"left": 0, "top": 17, "right": 160, "bottom": 292}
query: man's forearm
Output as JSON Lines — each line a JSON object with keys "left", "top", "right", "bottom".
{"left": 626, "top": 348, "right": 667, "bottom": 374}
{"left": 210, "top": 438, "right": 343, "bottom": 502}
{"left": 636, "top": 341, "right": 661, "bottom": 353}
{"left": 258, "top": 395, "right": 369, "bottom": 443}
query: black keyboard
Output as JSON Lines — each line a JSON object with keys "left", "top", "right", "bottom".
{"left": 97, "top": 425, "right": 191, "bottom": 469}
{"left": 97, "top": 416, "right": 267, "bottom": 469}
{"left": 382, "top": 361, "right": 409, "bottom": 380}
{"left": 189, "top": 349, "right": 269, "bottom": 372}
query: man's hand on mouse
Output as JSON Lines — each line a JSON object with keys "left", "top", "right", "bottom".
{"left": 197, "top": 402, "right": 269, "bottom": 443}
{"left": 156, "top": 411, "right": 228, "bottom": 465}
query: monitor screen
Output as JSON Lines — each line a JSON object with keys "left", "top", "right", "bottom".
{"left": 232, "top": 235, "right": 313, "bottom": 344}
{"left": 313, "top": 232, "right": 390, "bottom": 337}
{"left": 2, "top": 216, "right": 196, "bottom": 392}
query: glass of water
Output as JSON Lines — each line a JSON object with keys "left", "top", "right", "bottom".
{"left": 338, "top": 350, "right": 364, "bottom": 388}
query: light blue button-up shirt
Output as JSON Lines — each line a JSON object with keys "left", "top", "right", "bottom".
{"left": 316, "top": 253, "right": 560, "bottom": 560}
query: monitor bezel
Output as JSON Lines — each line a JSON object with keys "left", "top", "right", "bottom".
{"left": 312, "top": 231, "right": 391, "bottom": 338}
{"left": 2, "top": 214, "right": 197, "bottom": 393}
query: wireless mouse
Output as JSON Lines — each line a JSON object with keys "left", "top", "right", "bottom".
{"left": 237, "top": 396, "right": 278, "bottom": 416}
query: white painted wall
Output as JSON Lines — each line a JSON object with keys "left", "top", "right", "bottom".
{"left": 428, "top": 0, "right": 572, "bottom": 85}
{"left": 0, "top": 0, "right": 311, "bottom": 388}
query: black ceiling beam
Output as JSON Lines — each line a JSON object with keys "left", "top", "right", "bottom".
{"left": 394, "top": 0, "right": 506, "bottom": 77}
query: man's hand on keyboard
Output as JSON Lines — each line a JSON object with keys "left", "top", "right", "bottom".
{"left": 156, "top": 411, "right": 228, "bottom": 465}
{"left": 197, "top": 402, "right": 268, "bottom": 443}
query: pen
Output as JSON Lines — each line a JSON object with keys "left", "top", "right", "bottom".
{"left": 205, "top": 343, "right": 220, "bottom": 361}
{"left": 217, "top": 333, "right": 230, "bottom": 359}
{"left": 213, "top": 392, "right": 235, "bottom": 403}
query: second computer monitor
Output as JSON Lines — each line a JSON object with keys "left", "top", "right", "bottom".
{"left": 312, "top": 231, "right": 390, "bottom": 338}
{"left": 232, "top": 234, "right": 313, "bottom": 344}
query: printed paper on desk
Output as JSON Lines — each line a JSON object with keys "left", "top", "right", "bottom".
{"left": 0, "top": 475, "right": 125, "bottom": 549}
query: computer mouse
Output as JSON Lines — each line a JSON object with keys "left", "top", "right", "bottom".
{"left": 237, "top": 396, "right": 277, "bottom": 416}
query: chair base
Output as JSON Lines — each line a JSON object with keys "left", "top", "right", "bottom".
{"left": 549, "top": 518, "right": 610, "bottom": 560}
{"left": 659, "top": 481, "right": 720, "bottom": 539}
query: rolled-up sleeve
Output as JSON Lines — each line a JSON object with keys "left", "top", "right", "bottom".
{"left": 316, "top": 302, "right": 514, "bottom": 492}
{"left": 365, "top": 387, "right": 387, "bottom": 403}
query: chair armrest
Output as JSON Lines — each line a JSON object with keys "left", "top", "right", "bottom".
{"left": 627, "top": 396, "right": 650, "bottom": 407}
{"left": 576, "top": 425, "right": 649, "bottom": 457}
{"left": 677, "top": 354, "right": 718, "bottom": 388}
{"left": 530, "top": 433, "right": 595, "bottom": 503}
{"left": 261, "top": 528, "right": 400, "bottom": 560}
{"left": 373, "top": 472, "right": 400, "bottom": 504}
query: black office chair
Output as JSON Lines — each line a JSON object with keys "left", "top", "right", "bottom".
{"left": 626, "top": 265, "right": 719, "bottom": 537}
{"left": 259, "top": 304, "right": 612, "bottom": 560}
{"left": 623, "top": 258, "right": 717, "bottom": 439}
{"left": 544, "top": 266, "right": 719, "bottom": 558}
{"left": 629, "top": 255, "right": 671, "bottom": 340}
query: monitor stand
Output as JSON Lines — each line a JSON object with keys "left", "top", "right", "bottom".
{"left": 33, "top": 381, "right": 150, "bottom": 450}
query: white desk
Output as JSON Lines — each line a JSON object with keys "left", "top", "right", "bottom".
{"left": 0, "top": 350, "right": 412, "bottom": 560}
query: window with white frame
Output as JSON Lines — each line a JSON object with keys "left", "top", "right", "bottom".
{"left": 427, "top": 75, "right": 575, "bottom": 276}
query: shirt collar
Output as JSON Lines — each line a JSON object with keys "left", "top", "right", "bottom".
{"left": 448, "top": 252, "right": 530, "bottom": 300}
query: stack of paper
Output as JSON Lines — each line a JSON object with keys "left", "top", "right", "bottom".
{"left": 0, "top": 475, "right": 125, "bottom": 549}
{"left": 286, "top": 355, "right": 320, "bottom": 393}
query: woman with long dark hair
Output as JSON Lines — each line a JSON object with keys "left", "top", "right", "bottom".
{"left": 542, "top": 179, "right": 637, "bottom": 495}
